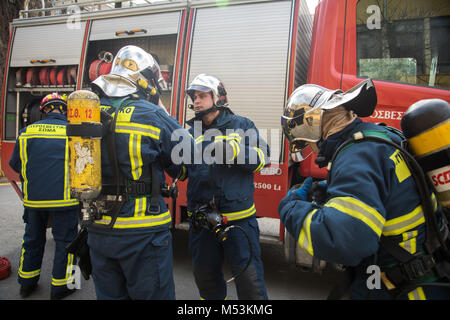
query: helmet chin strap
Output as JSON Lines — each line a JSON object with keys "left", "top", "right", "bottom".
{"left": 191, "top": 104, "right": 218, "bottom": 119}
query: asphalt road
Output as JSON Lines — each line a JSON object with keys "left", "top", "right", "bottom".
{"left": 0, "top": 180, "right": 339, "bottom": 301}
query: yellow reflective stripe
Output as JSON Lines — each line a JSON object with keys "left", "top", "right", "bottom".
{"left": 129, "top": 134, "right": 143, "bottom": 180}
{"left": 399, "top": 230, "right": 418, "bottom": 254}
{"left": 19, "top": 137, "right": 28, "bottom": 200}
{"left": 408, "top": 287, "right": 426, "bottom": 300}
{"left": 221, "top": 204, "right": 256, "bottom": 221}
{"left": 432, "top": 193, "right": 438, "bottom": 211}
{"left": 253, "top": 147, "right": 266, "bottom": 172}
{"left": 382, "top": 205, "right": 425, "bottom": 236}
{"left": 19, "top": 134, "right": 67, "bottom": 139}
{"left": 52, "top": 253, "right": 75, "bottom": 286}
{"left": 228, "top": 133, "right": 242, "bottom": 143}
{"left": 134, "top": 197, "right": 147, "bottom": 217}
{"left": 18, "top": 246, "right": 41, "bottom": 279}
{"left": 116, "top": 121, "right": 160, "bottom": 140}
{"left": 95, "top": 210, "right": 171, "bottom": 229}
{"left": 214, "top": 135, "right": 228, "bottom": 141}
{"left": 195, "top": 135, "right": 204, "bottom": 144}
{"left": 18, "top": 268, "right": 41, "bottom": 279}
{"left": 408, "top": 120, "right": 449, "bottom": 157}
{"left": 23, "top": 199, "right": 79, "bottom": 208}
{"left": 228, "top": 140, "right": 240, "bottom": 159}
{"left": 214, "top": 134, "right": 242, "bottom": 143}
{"left": 298, "top": 209, "right": 317, "bottom": 256}
{"left": 64, "top": 137, "right": 70, "bottom": 200}
{"left": 325, "top": 197, "right": 385, "bottom": 237}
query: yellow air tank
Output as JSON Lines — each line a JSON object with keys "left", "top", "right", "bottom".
{"left": 67, "top": 90, "right": 102, "bottom": 201}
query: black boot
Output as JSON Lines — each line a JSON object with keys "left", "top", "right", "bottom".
{"left": 50, "top": 288, "right": 76, "bottom": 300}
{"left": 20, "top": 284, "right": 38, "bottom": 298}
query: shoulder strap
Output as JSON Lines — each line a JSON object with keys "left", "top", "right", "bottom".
{"left": 327, "top": 129, "right": 392, "bottom": 172}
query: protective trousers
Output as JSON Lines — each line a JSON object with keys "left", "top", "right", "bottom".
{"left": 189, "top": 217, "right": 268, "bottom": 300}
{"left": 87, "top": 229, "right": 175, "bottom": 300}
{"left": 18, "top": 208, "right": 79, "bottom": 294}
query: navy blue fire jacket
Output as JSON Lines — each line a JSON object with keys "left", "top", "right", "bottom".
{"left": 90, "top": 96, "right": 192, "bottom": 234}
{"left": 279, "top": 119, "right": 447, "bottom": 299}
{"left": 9, "top": 112, "right": 79, "bottom": 210}
{"left": 185, "top": 108, "right": 270, "bottom": 222}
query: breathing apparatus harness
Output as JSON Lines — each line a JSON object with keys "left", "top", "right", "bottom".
{"left": 66, "top": 93, "right": 178, "bottom": 280}
{"left": 88, "top": 94, "right": 177, "bottom": 229}
{"left": 326, "top": 126, "right": 450, "bottom": 299}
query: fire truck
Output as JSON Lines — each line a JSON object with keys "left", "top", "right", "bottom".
{"left": 1, "top": 0, "right": 449, "bottom": 269}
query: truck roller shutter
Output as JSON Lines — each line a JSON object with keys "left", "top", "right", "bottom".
{"left": 186, "top": 1, "right": 292, "bottom": 163}
{"left": 89, "top": 12, "right": 181, "bottom": 40}
{"left": 10, "top": 22, "right": 87, "bottom": 67}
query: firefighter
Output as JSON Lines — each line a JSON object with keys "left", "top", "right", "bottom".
{"left": 88, "top": 45, "right": 192, "bottom": 300}
{"left": 279, "top": 79, "right": 450, "bottom": 300}
{"left": 9, "top": 93, "right": 79, "bottom": 300}
{"left": 184, "top": 74, "right": 270, "bottom": 300}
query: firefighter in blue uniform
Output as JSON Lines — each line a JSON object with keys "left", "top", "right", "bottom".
{"left": 184, "top": 74, "right": 270, "bottom": 300}
{"left": 9, "top": 93, "right": 79, "bottom": 299}
{"left": 88, "top": 45, "right": 192, "bottom": 300}
{"left": 279, "top": 79, "right": 450, "bottom": 300}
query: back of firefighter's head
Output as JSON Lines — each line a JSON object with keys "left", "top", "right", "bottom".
{"left": 281, "top": 79, "right": 377, "bottom": 156}
{"left": 92, "top": 45, "right": 166, "bottom": 104}
{"left": 40, "top": 93, "right": 68, "bottom": 114}
{"left": 186, "top": 74, "right": 228, "bottom": 116}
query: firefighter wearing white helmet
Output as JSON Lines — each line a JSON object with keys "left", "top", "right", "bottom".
{"left": 184, "top": 73, "right": 270, "bottom": 300}
{"left": 279, "top": 79, "right": 450, "bottom": 299}
{"left": 84, "top": 45, "right": 193, "bottom": 299}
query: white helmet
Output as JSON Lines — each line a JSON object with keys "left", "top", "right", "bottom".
{"left": 186, "top": 74, "right": 228, "bottom": 107}
{"left": 92, "top": 45, "right": 166, "bottom": 98}
{"left": 281, "top": 79, "right": 377, "bottom": 153}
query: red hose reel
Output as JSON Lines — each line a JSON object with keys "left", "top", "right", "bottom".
{"left": 89, "top": 51, "right": 113, "bottom": 82}
{"left": 0, "top": 257, "right": 11, "bottom": 280}
{"left": 19, "top": 66, "right": 78, "bottom": 87}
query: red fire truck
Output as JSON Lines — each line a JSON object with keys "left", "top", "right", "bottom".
{"left": 1, "top": 0, "right": 449, "bottom": 268}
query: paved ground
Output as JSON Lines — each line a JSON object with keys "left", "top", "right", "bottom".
{"left": 0, "top": 179, "right": 339, "bottom": 301}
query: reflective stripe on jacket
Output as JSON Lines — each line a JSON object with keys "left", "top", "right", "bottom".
{"left": 279, "top": 119, "right": 435, "bottom": 265}
{"left": 279, "top": 119, "right": 446, "bottom": 299}
{"left": 186, "top": 108, "right": 270, "bottom": 220}
{"left": 9, "top": 113, "right": 79, "bottom": 210}
{"left": 90, "top": 97, "right": 192, "bottom": 234}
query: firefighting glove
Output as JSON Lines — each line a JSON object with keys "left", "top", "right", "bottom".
{"left": 288, "top": 177, "right": 313, "bottom": 200}
{"left": 311, "top": 180, "right": 328, "bottom": 205}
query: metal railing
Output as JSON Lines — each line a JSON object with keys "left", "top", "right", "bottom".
{"left": 19, "top": 0, "right": 180, "bottom": 19}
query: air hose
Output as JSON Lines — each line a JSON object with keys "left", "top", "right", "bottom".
{"left": 222, "top": 224, "right": 254, "bottom": 284}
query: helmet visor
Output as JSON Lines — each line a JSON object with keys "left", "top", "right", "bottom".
{"left": 281, "top": 105, "right": 323, "bottom": 152}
